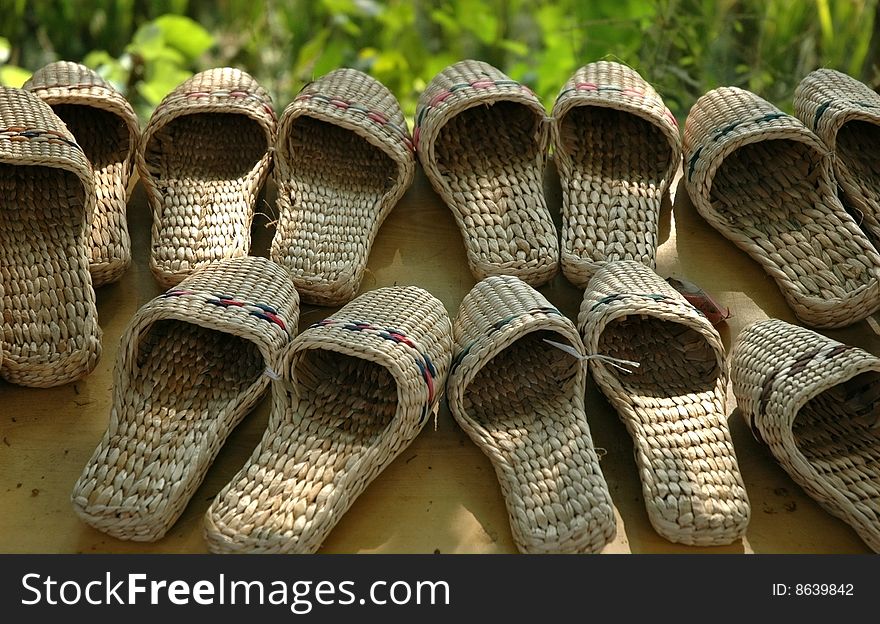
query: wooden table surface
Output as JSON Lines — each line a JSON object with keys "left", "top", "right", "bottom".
{"left": 0, "top": 161, "right": 875, "bottom": 554}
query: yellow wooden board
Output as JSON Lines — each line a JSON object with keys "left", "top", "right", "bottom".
{"left": 0, "top": 163, "right": 874, "bottom": 554}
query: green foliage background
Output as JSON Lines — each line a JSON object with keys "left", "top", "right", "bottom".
{"left": 1, "top": 0, "right": 878, "bottom": 124}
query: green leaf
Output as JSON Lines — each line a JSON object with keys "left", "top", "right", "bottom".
{"left": 138, "top": 60, "right": 192, "bottom": 105}
{"left": 0, "top": 36, "right": 10, "bottom": 64}
{"left": 499, "top": 39, "right": 529, "bottom": 56}
{"left": 126, "top": 23, "right": 184, "bottom": 64}
{"left": 153, "top": 14, "right": 214, "bottom": 59}
{"left": 0, "top": 64, "right": 31, "bottom": 88}
{"left": 82, "top": 50, "right": 131, "bottom": 93}
{"left": 294, "top": 30, "right": 331, "bottom": 78}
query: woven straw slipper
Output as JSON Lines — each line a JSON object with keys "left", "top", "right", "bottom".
{"left": 271, "top": 69, "right": 415, "bottom": 306}
{"left": 731, "top": 319, "right": 880, "bottom": 552}
{"left": 683, "top": 86, "right": 880, "bottom": 328}
{"left": 71, "top": 256, "right": 298, "bottom": 541}
{"left": 204, "top": 286, "right": 453, "bottom": 553}
{"left": 795, "top": 69, "right": 880, "bottom": 248}
{"left": 551, "top": 62, "right": 681, "bottom": 287}
{"left": 0, "top": 87, "right": 102, "bottom": 387}
{"left": 578, "top": 261, "right": 749, "bottom": 545}
{"left": 24, "top": 61, "right": 140, "bottom": 286}
{"left": 137, "top": 68, "right": 276, "bottom": 288}
{"left": 415, "top": 60, "right": 558, "bottom": 286}
{"left": 447, "top": 275, "right": 615, "bottom": 553}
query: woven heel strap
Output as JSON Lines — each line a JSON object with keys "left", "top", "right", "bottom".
{"left": 280, "top": 68, "right": 414, "bottom": 162}
{"left": 23, "top": 61, "right": 139, "bottom": 148}
{"left": 0, "top": 87, "right": 93, "bottom": 191}
{"left": 577, "top": 261, "right": 721, "bottom": 362}
{"left": 118, "top": 257, "right": 299, "bottom": 377}
{"left": 794, "top": 68, "right": 880, "bottom": 147}
{"left": 683, "top": 86, "right": 825, "bottom": 186}
{"left": 730, "top": 319, "right": 877, "bottom": 442}
{"left": 552, "top": 60, "right": 680, "bottom": 177}
{"left": 415, "top": 59, "right": 548, "bottom": 156}
{"left": 140, "top": 67, "right": 276, "bottom": 150}
{"left": 448, "top": 275, "right": 582, "bottom": 388}
{"left": 286, "top": 286, "right": 454, "bottom": 424}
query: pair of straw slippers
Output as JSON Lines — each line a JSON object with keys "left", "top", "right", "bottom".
{"left": 72, "top": 255, "right": 452, "bottom": 551}
{"left": 449, "top": 259, "right": 749, "bottom": 551}
{"left": 140, "top": 65, "right": 414, "bottom": 306}
{"left": 72, "top": 256, "right": 748, "bottom": 552}
{"left": 684, "top": 69, "right": 880, "bottom": 329}
{"left": 418, "top": 60, "right": 681, "bottom": 289}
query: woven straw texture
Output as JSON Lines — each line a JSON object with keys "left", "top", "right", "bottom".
{"left": 552, "top": 62, "right": 681, "bottom": 287}
{"left": 272, "top": 68, "right": 415, "bottom": 306}
{"left": 24, "top": 61, "right": 140, "bottom": 286}
{"left": 447, "top": 275, "right": 616, "bottom": 553}
{"left": 578, "top": 261, "right": 749, "bottom": 545}
{"left": 71, "top": 256, "right": 299, "bottom": 541}
{"left": 0, "top": 86, "right": 102, "bottom": 387}
{"left": 205, "top": 285, "right": 453, "bottom": 553}
{"left": 731, "top": 319, "right": 880, "bottom": 552}
{"left": 137, "top": 67, "right": 276, "bottom": 288}
{"left": 794, "top": 69, "right": 880, "bottom": 249}
{"left": 683, "top": 86, "right": 880, "bottom": 328}
{"left": 415, "top": 60, "right": 558, "bottom": 286}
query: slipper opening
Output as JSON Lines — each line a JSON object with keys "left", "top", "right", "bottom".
{"left": 558, "top": 107, "right": 672, "bottom": 183}
{"left": 461, "top": 329, "right": 580, "bottom": 425}
{"left": 291, "top": 347, "right": 399, "bottom": 444}
{"left": 709, "top": 138, "right": 872, "bottom": 298}
{"left": 145, "top": 113, "right": 268, "bottom": 182}
{"left": 596, "top": 316, "right": 719, "bottom": 396}
{"left": 792, "top": 370, "right": 880, "bottom": 489}
{"left": 282, "top": 116, "right": 396, "bottom": 199}
{"left": 132, "top": 319, "right": 264, "bottom": 412}
{"left": 836, "top": 119, "right": 880, "bottom": 194}
{"left": 435, "top": 101, "right": 542, "bottom": 180}
{"left": 52, "top": 104, "right": 131, "bottom": 171}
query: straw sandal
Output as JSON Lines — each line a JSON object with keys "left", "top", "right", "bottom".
{"left": 683, "top": 86, "right": 880, "bottom": 328}
{"left": 24, "top": 61, "right": 140, "bottom": 286}
{"left": 578, "top": 260, "right": 750, "bottom": 545}
{"left": 795, "top": 68, "right": 880, "bottom": 249}
{"left": 447, "top": 275, "right": 616, "bottom": 553}
{"left": 551, "top": 61, "right": 681, "bottom": 287}
{"left": 71, "top": 256, "right": 299, "bottom": 541}
{"left": 415, "top": 60, "right": 558, "bottom": 286}
{"left": 272, "top": 68, "right": 415, "bottom": 306}
{"left": 137, "top": 68, "right": 276, "bottom": 288}
{"left": 731, "top": 319, "right": 880, "bottom": 552}
{"left": 0, "top": 87, "right": 102, "bottom": 388}
{"left": 204, "top": 285, "right": 453, "bottom": 553}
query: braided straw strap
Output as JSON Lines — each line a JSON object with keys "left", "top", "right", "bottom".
{"left": 730, "top": 319, "right": 880, "bottom": 552}
{"left": 552, "top": 61, "right": 682, "bottom": 287}
{"left": 71, "top": 256, "right": 298, "bottom": 542}
{"left": 416, "top": 60, "right": 558, "bottom": 286}
{"left": 137, "top": 67, "right": 276, "bottom": 288}
{"left": 795, "top": 69, "right": 880, "bottom": 248}
{"left": 578, "top": 261, "right": 749, "bottom": 545}
{"left": 272, "top": 68, "right": 415, "bottom": 305}
{"left": 205, "top": 285, "right": 453, "bottom": 553}
{"left": 0, "top": 86, "right": 102, "bottom": 387}
{"left": 447, "top": 275, "right": 615, "bottom": 553}
{"left": 24, "top": 61, "right": 140, "bottom": 286}
{"left": 683, "top": 86, "right": 880, "bottom": 328}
